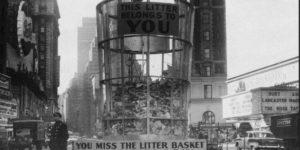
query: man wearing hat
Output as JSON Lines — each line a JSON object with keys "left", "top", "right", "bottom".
{"left": 49, "top": 112, "right": 69, "bottom": 150}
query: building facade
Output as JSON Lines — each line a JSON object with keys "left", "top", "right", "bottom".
{"left": 66, "top": 17, "right": 98, "bottom": 136}
{"left": 223, "top": 56, "right": 298, "bottom": 125}
{"left": 190, "top": 0, "right": 227, "bottom": 126}
{"left": 223, "top": 56, "right": 299, "bottom": 149}
{"left": 77, "top": 17, "right": 97, "bottom": 74}
{"left": 0, "top": 0, "right": 60, "bottom": 127}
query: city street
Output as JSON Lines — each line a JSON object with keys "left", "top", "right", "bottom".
{"left": 0, "top": 0, "right": 298, "bottom": 150}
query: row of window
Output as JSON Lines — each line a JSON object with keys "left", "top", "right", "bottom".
{"left": 200, "top": 84, "right": 225, "bottom": 99}
{"left": 193, "top": 63, "right": 225, "bottom": 76}
{"left": 194, "top": 48, "right": 224, "bottom": 61}
{"left": 194, "top": 0, "right": 224, "bottom": 7}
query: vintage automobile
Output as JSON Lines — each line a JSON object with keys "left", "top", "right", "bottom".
{"left": 8, "top": 119, "right": 46, "bottom": 150}
{"left": 235, "top": 130, "right": 285, "bottom": 150}
{"left": 0, "top": 128, "right": 13, "bottom": 150}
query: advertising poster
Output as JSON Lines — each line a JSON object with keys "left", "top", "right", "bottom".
{"left": 73, "top": 140, "right": 207, "bottom": 150}
{"left": 117, "top": 2, "right": 179, "bottom": 36}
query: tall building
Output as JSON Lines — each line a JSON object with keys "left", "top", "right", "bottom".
{"left": 0, "top": 0, "right": 60, "bottom": 125}
{"left": 65, "top": 17, "right": 97, "bottom": 136}
{"left": 77, "top": 17, "right": 97, "bottom": 74}
{"left": 66, "top": 74, "right": 84, "bottom": 133}
{"left": 66, "top": 37, "right": 99, "bottom": 136}
{"left": 33, "top": 0, "right": 61, "bottom": 110}
{"left": 189, "top": 0, "right": 227, "bottom": 144}
{"left": 190, "top": 0, "right": 227, "bottom": 123}
{"left": 64, "top": 17, "right": 97, "bottom": 136}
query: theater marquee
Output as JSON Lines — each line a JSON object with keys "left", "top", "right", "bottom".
{"left": 223, "top": 88, "right": 299, "bottom": 119}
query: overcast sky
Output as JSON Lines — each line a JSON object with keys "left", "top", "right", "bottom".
{"left": 57, "top": 0, "right": 299, "bottom": 94}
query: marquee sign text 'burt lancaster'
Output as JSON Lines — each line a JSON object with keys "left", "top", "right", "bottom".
{"left": 117, "top": 2, "right": 179, "bottom": 36}
{"left": 74, "top": 140, "right": 206, "bottom": 150}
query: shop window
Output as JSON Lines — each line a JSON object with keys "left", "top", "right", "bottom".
{"left": 204, "top": 31, "right": 210, "bottom": 40}
{"left": 204, "top": 49, "right": 210, "bottom": 59}
{"left": 202, "top": 111, "right": 215, "bottom": 124}
{"left": 204, "top": 85, "right": 212, "bottom": 99}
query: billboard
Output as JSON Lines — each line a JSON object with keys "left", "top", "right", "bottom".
{"left": 260, "top": 89, "right": 299, "bottom": 114}
{"left": 222, "top": 92, "right": 253, "bottom": 118}
{"left": 118, "top": 2, "right": 179, "bottom": 36}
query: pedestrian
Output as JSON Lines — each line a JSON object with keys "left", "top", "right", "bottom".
{"left": 49, "top": 112, "right": 69, "bottom": 150}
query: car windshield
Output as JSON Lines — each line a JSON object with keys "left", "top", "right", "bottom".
{"left": 252, "top": 132, "right": 275, "bottom": 138}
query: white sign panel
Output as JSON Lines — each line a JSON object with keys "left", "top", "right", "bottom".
{"left": 74, "top": 140, "right": 207, "bottom": 150}
{"left": 223, "top": 92, "right": 253, "bottom": 118}
{"left": 261, "top": 90, "right": 299, "bottom": 114}
{"left": 118, "top": 2, "right": 179, "bottom": 36}
{"left": 0, "top": 99, "right": 18, "bottom": 118}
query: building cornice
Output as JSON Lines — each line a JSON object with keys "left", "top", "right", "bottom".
{"left": 227, "top": 56, "right": 299, "bottom": 83}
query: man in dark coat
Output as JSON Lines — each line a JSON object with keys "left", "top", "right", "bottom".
{"left": 49, "top": 112, "right": 69, "bottom": 150}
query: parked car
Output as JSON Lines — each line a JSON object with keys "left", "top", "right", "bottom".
{"left": 218, "top": 141, "right": 239, "bottom": 150}
{"left": 0, "top": 128, "right": 13, "bottom": 150}
{"left": 235, "top": 130, "right": 285, "bottom": 150}
{"left": 8, "top": 119, "right": 46, "bottom": 150}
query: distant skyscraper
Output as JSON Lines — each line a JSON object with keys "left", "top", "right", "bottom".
{"left": 77, "top": 17, "right": 96, "bottom": 74}
{"left": 190, "top": 0, "right": 227, "bottom": 126}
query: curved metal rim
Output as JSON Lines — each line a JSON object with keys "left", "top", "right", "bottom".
{"left": 98, "top": 34, "right": 193, "bottom": 49}
{"left": 104, "top": 48, "right": 184, "bottom": 54}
